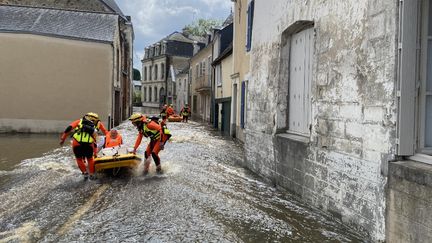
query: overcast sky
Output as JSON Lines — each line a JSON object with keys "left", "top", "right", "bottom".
{"left": 115, "top": 0, "right": 233, "bottom": 71}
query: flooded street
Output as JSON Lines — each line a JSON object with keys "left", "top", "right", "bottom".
{"left": 0, "top": 121, "right": 365, "bottom": 242}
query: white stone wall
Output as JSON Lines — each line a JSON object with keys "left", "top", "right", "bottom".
{"left": 176, "top": 73, "right": 189, "bottom": 114}
{"left": 246, "top": 0, "right": 397, "bottom": 241}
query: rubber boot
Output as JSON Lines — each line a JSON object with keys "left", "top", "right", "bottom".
{"left": 156, "top": 165, "right": 163, "bottom": 174}
{"left": 143, "top": 158, "right": 151, "bottom": 175}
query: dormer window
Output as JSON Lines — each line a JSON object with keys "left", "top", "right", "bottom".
{"left": 155, "top": 46, "right": 160, "bottom": 56}
{"left": 161, "top": 44, "right": 166, "bottom": 54}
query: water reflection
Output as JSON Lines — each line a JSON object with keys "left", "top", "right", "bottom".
{"left": 0, "top": 133, "right": 59, "bottom": 171}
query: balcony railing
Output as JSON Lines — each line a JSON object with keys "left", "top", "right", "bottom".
{"left": 195, "top": 76, "right": 211, "bottom": 92}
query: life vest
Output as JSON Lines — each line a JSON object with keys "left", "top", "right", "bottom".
{"left": 163, "top": 125, "right": 171, "bottom": 136}
{"left": 139, "top": 122, "right": 161, "bottom": 141}
{"left": 181, "top": 108, "right": 189, "bottom": 116}
{"left": 73, "top": 119, "right": 97, "bottom": 143}
{"left": 105, "top": 134, "right": 122, "bottom": 148}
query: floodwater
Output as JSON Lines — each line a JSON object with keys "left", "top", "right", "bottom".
{"left": 0, "top": 121, "right": 367, "bottom": 242}
{"left": 0, "top": 133, "right": 59, "bottom": 190}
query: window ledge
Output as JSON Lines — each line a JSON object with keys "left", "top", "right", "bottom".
{"left": 409, "top": 153, "right": 432, "bottom": 166}
{"left": 276, "top": 132, "right": 310, "bottom": 144}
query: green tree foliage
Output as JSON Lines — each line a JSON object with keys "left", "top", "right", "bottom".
{"left": 133, "top": 68, "right": 141, "bottom": 81}
{"left": 133, "top": 90, "right": 142, "bottom": 106}
{"left": 183, "top": 18, "right": 222, "bottom": 37}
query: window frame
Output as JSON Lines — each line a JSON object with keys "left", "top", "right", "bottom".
{"left": 143, "top": 66, "right": 147, "bottom": 81}
{"left": 286, "top": 27, "right": 314, "bottom": 136}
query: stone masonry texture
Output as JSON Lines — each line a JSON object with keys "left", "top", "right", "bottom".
{"left": 245, "top": 0, "right": 397, "bottom": 241}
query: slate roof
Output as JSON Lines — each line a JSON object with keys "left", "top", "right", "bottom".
{"left": 0, "top": 5, "right": 118, "bottom": 43}
{"left": 99, "top": 0, "right": 126, "bottom": 20}
{"left": 163, "top": 31, "right": 195, "bottom": 43}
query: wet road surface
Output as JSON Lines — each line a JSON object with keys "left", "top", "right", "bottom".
{"left": 0, "top": 121, "right": 366, "bottom": 242}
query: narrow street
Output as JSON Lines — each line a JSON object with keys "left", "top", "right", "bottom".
{"left": 0, "top": 121, "right": 365, "bottom": 242}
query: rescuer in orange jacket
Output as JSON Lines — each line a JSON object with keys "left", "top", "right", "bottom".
{"left": 104, "top": 129, "right": 123, "bottom": 148}
{"left": 160, "top": 104, "right": 168, "bottom": 120}
{"left": 60, "top": 112, "right": 108, "bottom": 180}
{"left": 129, "top": 113, "right": 166, "bottom": 174}
{"left": 167, "top": 104, "right": 175, "bottom": 117}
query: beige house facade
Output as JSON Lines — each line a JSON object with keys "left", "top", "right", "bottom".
{"left": 0, "top": 3, "right": 133, "bottom": 132}
{"left": 210, "top": 19, "right": 233, "bottom": 134}
{"left": 213, "top": 45, "right": 233, "bottom": 134}
{"left": 231, "top": 0, "right": 251, "bottom": 142}
{"left": 141, "top": 32, "right": 202, "bottom": 112}
{"left": 175, "top": 68, "right": 189, "bottom": 114}
{"left": 190, "top": 44, "right": 212, "bottom": 122}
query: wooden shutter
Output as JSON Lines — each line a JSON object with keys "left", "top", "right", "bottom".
{"left": 246, "top": 0, "right": 254, "bottom": 52}
{"left": 289, "top": 30, "right": 306, "bottom": 134}
{"left": 397, "top": 0, "right": 419, "bottom": 155}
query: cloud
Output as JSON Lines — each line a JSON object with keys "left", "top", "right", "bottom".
{"left": 115, "top": 0, "right": 232, "bottom": 69}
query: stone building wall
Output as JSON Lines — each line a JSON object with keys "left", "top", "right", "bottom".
{"left": 387, "top": 162, "right": 432, "bottom": 242}
{"left": 245, "top": 0, "right": 398, "bottom": 241}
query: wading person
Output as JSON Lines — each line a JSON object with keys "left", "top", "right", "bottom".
{"left": 160, "top": 104, "right": 168, "bottom": 121}
{"left": 167, "top": 104, "right": 175, "bottom": 117}
{"left": 129, "top": 113, "right": 165, "bottom": 175}
{"left": 180, "top": 103, "right": 190, "bottom": 123}
{"left": 60, "top": 112, "right": 108, "bottom": 180}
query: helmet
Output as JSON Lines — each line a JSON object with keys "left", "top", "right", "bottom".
{"left": 170, "top": 104, "right": 173, "bottom": 106}
{"left": 85, "top": 112, "right": 99, "bottom": 123}
{"left": 129, "top": 113, "right": 146, "bottom": 123}
{"left": 163, "top": 104, "right": 167, "bottom": 108}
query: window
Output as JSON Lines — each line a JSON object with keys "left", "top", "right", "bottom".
{"left": 144, "top": 67, "right": 147, "bottom": 81}
{"left": 149, "top": 66, "right": 152, "bottom": 80}
{"left": 162, "top": 44, "right": 166, "bottom": 54}
{"left": 154, "top": 87, "right": 158, "bottom": 102}
{"left": 161, "top": 63, "right": 165, "bottom": 79}
{"left": 196, "top": 64, "right": 199, "bottom": 79}
{"left": 399, "top": 0, "right": 432, "bottom": 161}
{"left": 246, "top": 0, "right": 255, "bottom": 52}
{"left": 193, "top": 95, "right": 198, "bottom": 113}
{"left": 149, "top": 87, "right": 152, "bottom": 102}
{"left": 202, "top": 60, "right": 206, "bottom": 76}
{"left": 216, "top": 65, "right": 222, "bottom": 87}
{"left": 208, "top": 56, "right": 212, "bottom": 85}
{"left": 288, "top": 27, "right": 313, "bottom": 135}
{"left": 420, "top": 0, "right": 432, "bottom": 153}
{"left": 116, "top": 49, "right": 119, "bottom": 81}
{"left": 241, "top": 81, "right": 247, "bottom": 128}
{"left": 189, "top": 68, "right": 192, "bottom": 83}
{"left": 143, "top": 87, "right": 147, "bottom": 102}
{"left": 155, "top": 65, "right": 159, "bottom": 81}
{"left": 184, "top": 78, "right": 187, "bottom": 91}
{"left": 199, "top": 62, "right": 202, "bottom": 77}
